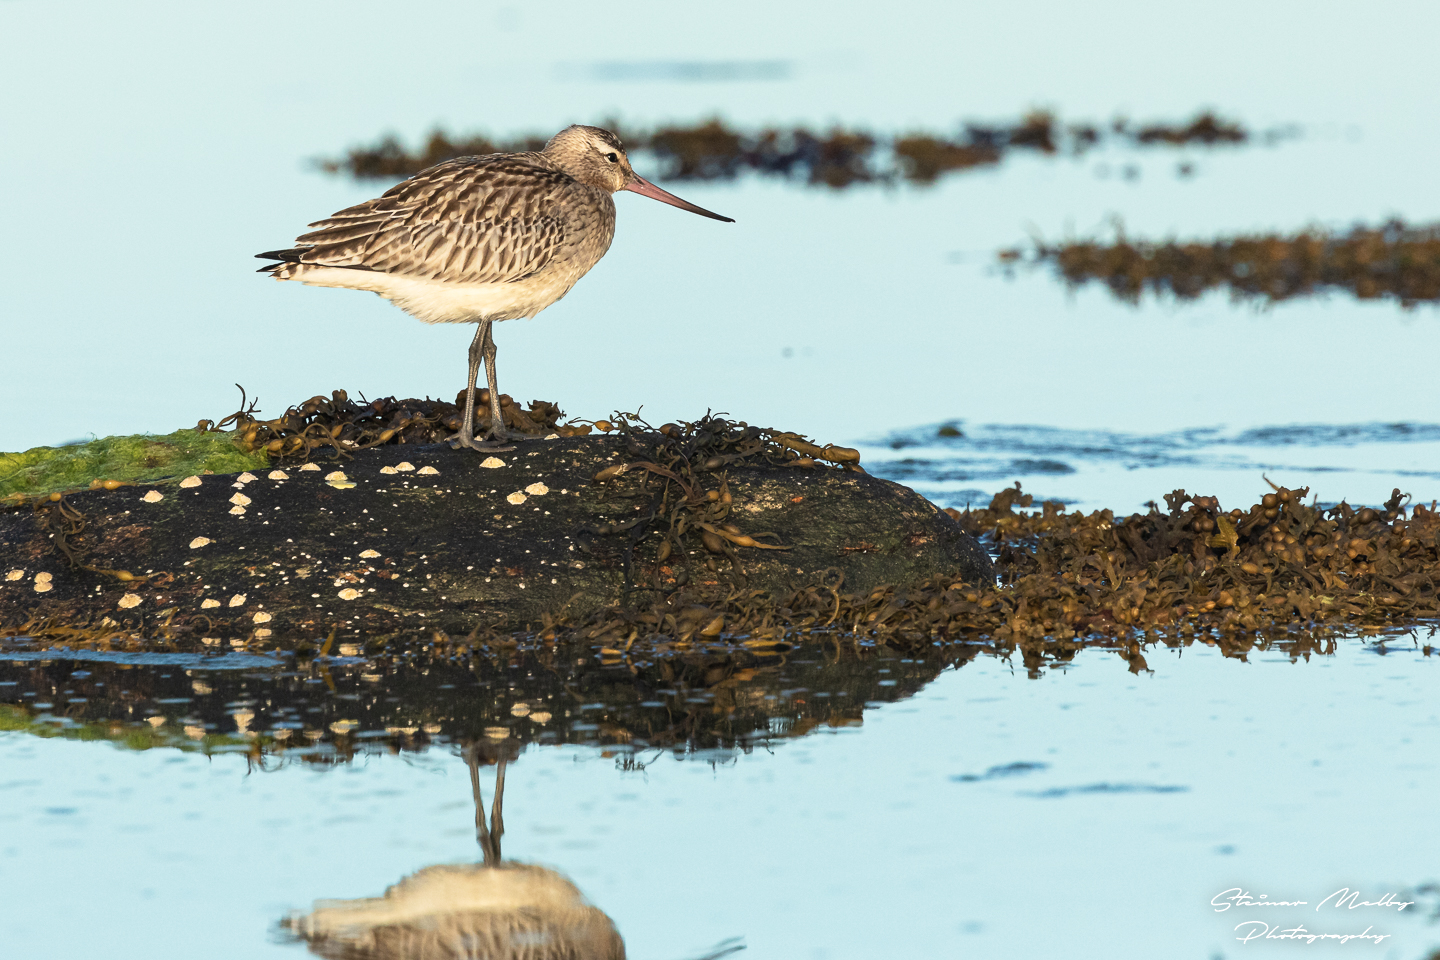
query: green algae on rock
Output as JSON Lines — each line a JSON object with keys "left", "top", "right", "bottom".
{"left": 1, "top": 430, "right": 267, "bottom": 502}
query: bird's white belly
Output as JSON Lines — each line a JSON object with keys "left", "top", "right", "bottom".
{"left": 286, "top": 266, "right": 574, "bottom": 324}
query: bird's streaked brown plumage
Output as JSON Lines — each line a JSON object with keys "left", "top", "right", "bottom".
{"left": 257, "top": 125, "right": 732, "bottom": 451}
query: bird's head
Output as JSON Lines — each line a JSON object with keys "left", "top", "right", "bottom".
{"left": 545, "top": 125, "right": 733, "bottom": 223}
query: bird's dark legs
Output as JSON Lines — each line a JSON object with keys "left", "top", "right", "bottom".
{"left": 480, "top": 322, "right": 508, "bottom": 442}
{"left": 490, "top": 756, "right": 506, "bottom": 852}
{"left": 467, "top": 747, "right": 506, "bottom": 867}
{"left": 449, "top": 320, "right": 514, "bottom": 452}
{"left": 460, "top": 321, "right": 485, "bottom": 437}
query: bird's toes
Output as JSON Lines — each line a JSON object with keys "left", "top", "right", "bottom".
{"left": 482, "top": 425, "right": 520, "bottom": 444}
{"left": 446, "top": 432, "right": 517, "bottom": 454}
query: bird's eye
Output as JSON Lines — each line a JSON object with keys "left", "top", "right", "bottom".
{"left": 605, "top": 152, "right": 619, "bottom": 163}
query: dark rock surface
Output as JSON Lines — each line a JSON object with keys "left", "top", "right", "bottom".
{"left": 0, "top": 436, "right": 994, "bottom": 643}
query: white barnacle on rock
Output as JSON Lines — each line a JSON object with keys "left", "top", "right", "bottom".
{"left": 229, "top": 505, "right": 247, "bottom": 516}
{"left": 299, "top": 463, "right": 321, "bottom": 472}
{"left": 324, "top": 471, "right": 348, "bottom": 483}
{"left": 189, "top": 536, "right": 212, "bottom": 549}
{"left": 5, "top": 569, "right": 23, "bottom": 582}
{"left": 237, "top": 472, "right": 258, "bottom": 483}
{"left": 395, "top": 462, "right": 415, "bottom": 472}
{"left": 142, "top": 490, "right": 164, "bottom": 503}
{"left": 510, "top": 703, "right": 531, "bottom": 717}
{"left": 544, "top": 433, "right": 560, "bottom": 440}
{"left": 268, "top": 470, "right": 289, "bottom": 481}
{"left": 201, "top": 637, "right": 220, "bottom": 646}
{"left": 228, "top": 593, "right": 247, "bottom": 607}
{"left": 359, "top": 549, "right": 380, "bottom": 558}
{"left": 253, "top": 611, "right": 272, "bottom": 624}
{"left": 379, "top": 465, "right": 398, "bottom": 475}
{"left": 229, "top": 492, "right": 251, "bottom": 507}
{"left": 524, "top": 482, "right": 549, "bottom": 496}
{"left": 481, "top": 457, "right": 506, "bottom": 469}
{"left": 201, "top": 599, "right": 220, "bottom": 609}
{"left": 180, "top": 475, "right": 202, "bottom": 488}
{"left": 117, "top": 593, "right": 142, "bottom": 609}
{"left": 417, "top": 465, "right": 439, "bottom": 476}
{"left": 254, "top": 628, "right": 272, "bottom": 639}
{"left": 35, "top": 572, "right": 52, "bottom": 584}
{"left": 337, "top": 587, "right": 361, "bottom": 600}
{"left": 506, "top": 491, "right": 527, "bottom": 505}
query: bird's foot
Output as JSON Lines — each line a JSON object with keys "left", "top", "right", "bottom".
{"left": 447, "top": 431, "right": 517, "bottom": 453}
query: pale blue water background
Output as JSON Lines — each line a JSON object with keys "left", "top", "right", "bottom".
{"left": 2, "top": 0, "right": 1440, "bottom": 495}
{"left": 2, "top": 640, "right": 1436, "bottom": 959}
{"left": 3, "top": 1, "right": 1440, "bottom": 957}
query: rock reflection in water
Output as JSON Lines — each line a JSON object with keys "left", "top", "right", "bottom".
{"left": 0, "top": 646, "right": 947, "bottom": 762}
{"left": 284, "top": 742, "right": 630, "bottom": 960}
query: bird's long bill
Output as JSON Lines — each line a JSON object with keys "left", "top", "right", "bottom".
{"left": 622, "top": 175, "right": 734, "bottom": 223}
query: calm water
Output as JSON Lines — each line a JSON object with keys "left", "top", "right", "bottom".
{"left": 2, "top": 638, "right": 1437, "bottom": 959}
{"left": 4, "top": 1, "right": 1440, "bottom": 956}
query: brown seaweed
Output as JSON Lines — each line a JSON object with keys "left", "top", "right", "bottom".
{"left": 318, "top": 111, "right": 1283, "bottom": 189}
{"left": 198, "top": 386, "right": 574, "bottom": 461}
{"left": 1002, "top": 220, "right": 1440, "bottom": 308}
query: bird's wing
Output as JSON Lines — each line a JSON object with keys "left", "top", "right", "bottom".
{"left": 291, "top": 155, "right": 576, "bottom": 284}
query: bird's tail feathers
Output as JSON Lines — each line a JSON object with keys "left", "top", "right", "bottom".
{"left": 255, "top": 248, "right": 304, "bottom": 276}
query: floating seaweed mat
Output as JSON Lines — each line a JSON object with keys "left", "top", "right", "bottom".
{"left": 537, "top": 479, "right": 1440, "bottom": 673}
{"left": 1003, "top": 220, "right": 1440, "bottom": 307}
{"left": 320, "top": 111, "right": 1283, "bottom": 188}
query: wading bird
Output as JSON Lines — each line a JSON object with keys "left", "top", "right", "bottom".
{"left": 256, "top": 125, "right": 733, "bottom": 451}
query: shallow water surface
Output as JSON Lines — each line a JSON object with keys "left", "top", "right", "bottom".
{"left": 864, "top": 420, "right": 1440, "bottom": 513}
{"left": 2, "top": 638, "right": 1436, "bottom": 958}
{"left": 3, "top": 2, "right": 1440, "bottom": 463}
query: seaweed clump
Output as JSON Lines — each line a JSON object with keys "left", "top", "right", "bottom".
{"left": 1125, "top": 111, "right": 1248, "bottom": 145}
{"left": 1003, "top": 220, "right": 1440, "bottom": 307}
{"left": 320, "top": 110, "right": 1279, "bottom": 189}
{"left": 319, "top": 131, "right": 549, "bottom": 180}
{"left": 209, "top": 387, "right": 579, "bottom": 460}
{"left": 548, "top": 477, "right": 1440, "bottom": 673}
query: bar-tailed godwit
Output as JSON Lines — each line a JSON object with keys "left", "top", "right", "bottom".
{"left": 257, "top": 125, "right": 732, "bottom": 451}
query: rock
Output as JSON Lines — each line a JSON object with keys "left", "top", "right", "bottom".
{"left": 0, "top": 435, "right": 993, "bottom": 644}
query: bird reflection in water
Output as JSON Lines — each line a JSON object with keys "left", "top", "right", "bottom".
{"left": 283, "top": 740, "right": 744, "bottom": 960}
